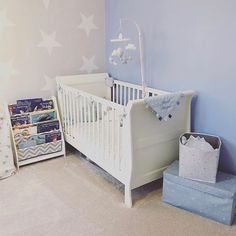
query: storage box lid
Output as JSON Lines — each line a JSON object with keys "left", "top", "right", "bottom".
{"left": 164, "top": 161, "right": 236, "bottom": 199}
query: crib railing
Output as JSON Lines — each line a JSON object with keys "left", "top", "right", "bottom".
{"left": 112, "top": 79, "right": 170, "bottom": 106}
{"left": 57, "top": 83, "right": 127, "bottom": 177}
{"left": 112, "top": 80, "right": 143, "bottom": 105}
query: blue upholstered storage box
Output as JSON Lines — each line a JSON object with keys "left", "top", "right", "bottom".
{"left": 162, "top": 161, "right": 236, "bottom": 225}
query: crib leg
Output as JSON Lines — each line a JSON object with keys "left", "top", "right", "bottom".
{"left": 125, "top": 185, "right": 132, "bottom": 208}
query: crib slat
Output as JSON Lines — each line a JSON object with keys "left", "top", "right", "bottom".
{"left": 88, "top": 98, "right": 91, "bottom": 144}
{"left": 128, "top": 87, "right": 131, "bottom": 102}
{"left": 70, "top": 91, "right": 73, "bottom": 136}
{"left": 112, "top": 85, "right": 115, "bottom": 103}
{"left": 96, "top": 101, "right": 100, "bottom": 149}
{"left": 111, "top": 108, "right": 115, "bottom": 167}
{"left": 76, "top": 93, "right": 80, "bottom": 140}
{"left": 139, "top": 90, "right": 142, "bottom": 99}
{"left": 73, "top": 91, "right": 76, "bottom": 138}
{"left": 79, "top": 96, "right": 83, "bottom": 138}
{"left": 92, "top": 100, "right": 95, "bottom": 147}
{"left": 124, "top": 87, "right": 127, "bottom": 105}
{"left": 67, "top": 90, "right": 70, "bottom": 135}
{"left": 116, "top": 85, "right": 119, "bottom": 104}
{"left": 120, "top": 86, "right": 123, "bottom": 105}
{"left": 117, "top": 112, "right": 120, "bottom": 170}
{"left": 71, "top": 91, "right": 74, "bottom": 137}
{"left": 83, "top": 96, "right": 87, "bottom": 142}
{"left": 70, "top": 91, "right": 74, "bottom": 137}
{"left": 101, "top": 104, "right": 105, "bottom": 158}
{"left": 106, "top": 106, "right": 109, "bottom": 160}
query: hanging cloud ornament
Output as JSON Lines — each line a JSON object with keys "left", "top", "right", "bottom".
{"left": 125, "top": 43, "right": 136, "bottom": 50}
{"left": 111, "top": 48, "right": 124, "bottom": 57}
{"left": 109, "top": 18, "right": 146, "bottom": 98}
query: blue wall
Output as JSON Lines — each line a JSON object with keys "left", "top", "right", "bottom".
{"left": 105, "top": 0, "right": 236, "bottom": 174}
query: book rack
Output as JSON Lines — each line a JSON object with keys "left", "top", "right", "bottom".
{"left": 7, "top": 96, "right": 65, "bottom": 169}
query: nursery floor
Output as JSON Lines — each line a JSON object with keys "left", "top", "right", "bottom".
{"left": 0, "top": 146, "right": 236, "bottom": 236}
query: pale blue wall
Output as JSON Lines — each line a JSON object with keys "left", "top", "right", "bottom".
{"left": 105, "top": 0, "right": 236, "bottom": 174}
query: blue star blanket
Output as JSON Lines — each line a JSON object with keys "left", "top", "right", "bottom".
{"left": 144, "top": 92, "right": 184, "bottom": 121}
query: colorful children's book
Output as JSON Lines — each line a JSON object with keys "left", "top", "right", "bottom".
{"left": 8, "top": 104, "right": 29, "bottom": 115}
{"left": 13, "top": 124, "right": 37, "bottom": 137}
{"left": 11, "top": 114, "right": 30, "bottom": 127}
{"left": 38, "top": 100, "right": 54, "bottom": 110}
{"left": 17, "top": 98, "right": 43, "bottom": 112}
{"left": 45, "top": 131, "right": 61, "bottom": 143}
{"left": 31, "top": 110, "right": 56, "bottom": 124}
{"left": 17, "top": 98, "right": 43, "bottom": 105}
{"left": 9, "top": 99, "right": 54, "bottom": 115}
{"left": 15, "top": 130, "right": 61, "bottom": 149}
{"left": 37, "top": 120, "right": 60, "bottom": 133}
{"left": 16, "top": 134, "right": 46, "bottom": 150}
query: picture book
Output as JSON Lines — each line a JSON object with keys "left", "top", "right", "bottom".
{"left": 17, "top": 98, "right": 43, "bottom": 105}
{"left": 37, "top": 120, "right": 60, "bottom": 133}
{"left": 31, "top": 110, "right": 56, "bottom": 124}
{"left": 13, "top": 124, "right": 37, "bottom": 137}
{"left": 45, "top": 131, "right": 61, "bottom": 143}
{"left": 38, "top": 100, "right": 54, "bottom": 110}
{"left": 17, "top": 98, "right": 43, "bottom": 112}
{"left": 16, "top": 134, "right": 46, "bottom": 150}
{"left": 11, "top": 114, "right": 30, "bottom": 127}
{"left": 8, "top": 104, "right": 29, "bottom": 115}
{"left": 9, "top": 99, "right": 54, "bottom": 115}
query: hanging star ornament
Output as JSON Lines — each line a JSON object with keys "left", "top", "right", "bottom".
{"left": 77, "top": 14, "right": 98, "bottom": 37}
{"left": 79, "top": 56, "right": 98, "bottom": 73}
{"left": 0, "top": 9, "right": 15, "bottom": 35}
{"left": 42, "top": 0, "right": 51, "bottom": 10}
{"left": 41, "top": 75, "right": 56, "bottom": 95}
{"left": 37, "top": 31, "right": 62, "bottom": 56}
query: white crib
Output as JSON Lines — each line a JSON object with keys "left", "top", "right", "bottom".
{"left": 56, "top": 73, "right": 195, "bottom": 207}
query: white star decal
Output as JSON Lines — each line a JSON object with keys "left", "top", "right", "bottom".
{"left": 37, "top": 31, "right": 62, "bottom": 56}
{"left": 79, "top": 56, "right": 99, "bottom": 73}
{"left": 41, "top": 75, "right": 56, "bottom": 95}
{"left": 42, "top": 0, "right": 51, "bottom": 10}
{"left": 0, "top": 9, "right": 15, "bottom": 35}
{"left": 78, "top": 14, "right": 98, "bottom": 37}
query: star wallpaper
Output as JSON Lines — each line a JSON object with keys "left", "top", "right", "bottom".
{"left": 0, "top": 0, "right": 105, "bottom": 102}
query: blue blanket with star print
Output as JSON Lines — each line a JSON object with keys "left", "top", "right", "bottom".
{"left": 144, "top": 92, "right": 183, "bottom": 121}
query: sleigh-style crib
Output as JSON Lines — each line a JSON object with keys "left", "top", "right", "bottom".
{"left": 56, "top": 73, "right": 195, "bottom": 207}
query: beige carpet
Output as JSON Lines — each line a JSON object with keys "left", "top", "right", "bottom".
{"left": 0, "top": 148, "right": 236, "bottom": 236}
